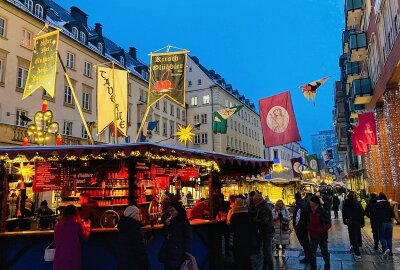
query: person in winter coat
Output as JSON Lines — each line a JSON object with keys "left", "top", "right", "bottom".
{"left": 159, "top": 201, "right": 192, "bottom": 270}
{"left": 293, "top": 192, "right": 313, "bottom": 264}
{"left": 117, "top": 206, "right": 149, "bottom": 270}
{"left": 332, "top": 195, "right": 340, "bottom": 219}
{"left": 54, "top": 205, "right": 90, "bottom": 270}
{"left": 364, "top": 193, "right": 380, "bottom": 250}
{"left": 79, "top": 193, "right": 100, "bottom": 228}
{"left": 308, "top": 195, "right": 331, "bottom": 270}
{"left": 253, "top": 193, "right": 274, "bottom": 270}
{"left": 36, "top": 200, "right": 54, "bottom": 229}
{"left": 342, "top": 193, "right": 364, "bottom": 260}
{"left": 272, "top": 199, "right": 291, "bottom": 257}
{"left": 376, "top": 192, "right": 395, "bottom": 257}
{"left": 230, "top": 197, "right": 258, "bottom": 270}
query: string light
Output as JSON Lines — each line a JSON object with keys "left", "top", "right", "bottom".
{"left": 376, "top": 106, "right": 392, "bottom": 196}
{"left": 370, "top": 145, "right": 382, "bottom": 193}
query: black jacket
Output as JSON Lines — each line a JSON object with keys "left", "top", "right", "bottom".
{"left": 293, "top": 200, "right": 309, "bottom": 231}
{"left": 365, "top": 200, "right": 379, "bottom": 225}
{"left": 254, "top": 202, "right": 274, "bottom": 238}
{"left": 342, "top": 199, "right": 364, "bottom": 227}
{"left": 376, "top": 200, "right": 395, "bottom": 223}
{"left": 161, "top": 216, "right": 192, "bottom": 269}
{"left": 117, "top": 217, "right": 149, "bottom": 270}
{"left": 80, "top": 200, "right": 100, "bottom": 228}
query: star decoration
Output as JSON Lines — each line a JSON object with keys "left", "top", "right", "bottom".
{"left": 14, "top": 162, "right": 35, "bottom": 179}
{"left": 176, "top": 124, "right": 195, "bottom": 144}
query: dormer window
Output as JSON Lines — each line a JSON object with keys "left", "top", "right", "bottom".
{"left": 72, "top": 27, "right": 78, "bottom": 39}
{"left": 97, "top": 43, "right": 103, "bottom": 54}
{"left": 79, "top": 32, "right": 86, "bottom": 43}
{"left": 25, "top": 0, "right": 33, "bottom": 12}
{"left": 120, "top": 56, "right": 125, "bottom": 66}
{"left": 34, "top": 4, "right": 43, "bottom": 18}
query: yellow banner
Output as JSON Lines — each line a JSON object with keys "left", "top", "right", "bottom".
{"left": 97, "top": 67, "right": 128, "bottom": 136}
{"left": 22, "top": 30, "right": 60, "bottom": 100}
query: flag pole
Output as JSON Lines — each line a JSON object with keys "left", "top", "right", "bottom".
{"left": 135, "top": 105, "right": 151, "bottom": 142}
{"left": 57, "top": 52, "right": 94, "bottom": 144}
{"left": 112, "top": 61, "right": 118, "bottom": 144}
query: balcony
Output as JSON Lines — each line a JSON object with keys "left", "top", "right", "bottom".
{"left": 346, "top": 0, "right": 363, "bottom": 29}
{"left": 351, "top": 78, "right": 372, "bottom": 104}
{"left": 339, "top": 53, "right": 348, "bottom": 69}
{"left": 346, "top": 61, "right": 362, "bottom": 84}
{"left": 349, "top": 32, "right": 367, "bottom": 62}
{"left": 349, "top": 99, "right": 365, "bottom": 118}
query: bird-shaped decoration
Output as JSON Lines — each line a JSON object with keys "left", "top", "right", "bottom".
{"left": 299, "top": 76, "right": 330, "bottom": 105}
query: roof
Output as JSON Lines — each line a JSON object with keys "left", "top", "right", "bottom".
{"left": 0, "top": 143, "right": 272, "bottom": 177}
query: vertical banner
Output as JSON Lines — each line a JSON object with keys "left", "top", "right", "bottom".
{"left": 358, "top": 113, "right": 377, "bottom": 145}
{"left": 97, "top": 67, "right": 128, "bottom": 136}
{"left": 22, "top": 30, "right": 60, "bottom": 99}
{"left": 259, "top": 91, "right": 301, "bottom": 147}
{"left": 352, "top": 126, "right": 368, "bottom": 156}
{"left": 305, "top": 154, "right": 319, "bottom": 172}
{"left": 322, "top": 149, "right": 333, "bottom": 165}
{"left": 291, "top": 157, "right": 302, "bottom": 178}
{"left": 148, "top": 51, "right": 187, "bottom": 108}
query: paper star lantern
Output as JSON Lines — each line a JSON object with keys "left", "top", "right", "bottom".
{"left": 176, "top": 124, "right": 195, "bottom": 144}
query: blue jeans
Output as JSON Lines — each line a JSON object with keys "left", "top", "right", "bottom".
{"left": 379, "top": 222, "right": 393, "bottom": 252}
{"left": 261, "top": 233, "right": 274, "bottom": 270}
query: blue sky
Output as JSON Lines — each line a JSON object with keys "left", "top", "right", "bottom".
{"left": 57, "top": 0, "right": 344, "bottom": 151}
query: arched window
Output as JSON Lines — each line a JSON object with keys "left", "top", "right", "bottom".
{"left": 25, "top": 0, "right": 33, "bottom": 11}
{"left": 72, "top": 27, "right": 78, "bottom": 39}
{"left": 98, "top": 43, "right": 103, "bottom": 54}
{"left": 34, "top": 4, "right": 43, "bottom": 18}
{"left": 79, "top": 32, "right": 86, "bottom": 43}
{"left": 120, "top": 56, "right": 125, "bottom": 66}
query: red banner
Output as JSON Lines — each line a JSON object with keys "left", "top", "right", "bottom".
{"left": 351, "top": 125, "right": 368, "bottom": 156}
{"left": 358, "top": 113, "right": 377, "bottom": 145}
{"left": 259, "top": 91, "right": 301, "bottom": 147}
{"left": 291, "top": 157, "right": 302, "bottom": 178}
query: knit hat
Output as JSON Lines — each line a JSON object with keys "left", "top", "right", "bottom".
{"left": 124, "top": 205, "right": 141, "bottom": 222}
{"left": 310, "top": 195, "right": 321, "bottom": 205}
{"left": 253, "top": 193, "right": 264, "bottom": 206}
{"left": 233, "top": 198, "right": 248, "bottom": 213}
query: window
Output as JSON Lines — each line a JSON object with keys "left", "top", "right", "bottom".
{"left": 72, "top": 27, "right": 78, "bottom": 39}
{"left": 194, "top": 134, "right": 201, "bottom": 145}
{"left": 81, "top": 125, "right": 88, "bottom": 139}
{"left": 64, "top": 85, "right": 72, "bottom": 104}
{"left": 230, "top": 119, "right": 233, "bottom": 129}
{"left": 182, "top": 109, "right": 186, "bottom": 121}
{"left": 120, "top": 56, "right": 125, "bottom": 66}
{"left": 0, "top": 58, "right": 4, "bottom": 83}
{"left": 155, "top": 120, "right": 159, "bottom": 133}
{"left": 227, "top": 136, "right": 230, "bottom": 146}
{"left": 163, "top": 101, "right": 167, "bottom": 112}
{"left": 197, "top": 79, "right": 202, "bottom": 85}
{"left": 98, "top": 43, "right": 103, "bottom": 53}
{"left": 139, "top": 89, "right": 145, "bottom": 102}
{"left": 170, "top": 122, "right": 175, "bottom": 137}
{"left": 16, "top": 109, "right": 28, "bottom": 126}
{"left": 176, "top": 108, "right": 181, "bottom": 119}
{"left": 188, "top": 81, "right": 192, "bottom": 87}
{"left": 155, "top": 101, "right": 159, "bottom": 109}
{"left": 17, "top": 67, "right": 28, "bottom": 88}
{"left": 201, "top": 114, "right": 207, "bottom": 124}
{"left": 194, "top": 115, "right": 200, "bottom": 124}
{"left": 22, "top": 29, "right": 32, "bottom": 49}
{"left": 170, "top": 104, "right": 174, "bottom": 116}
{"left": 189, "top": 67, "right": 192, "bottom": 72}
{"left": 66, "top": 52, "right": 75, "bottom": 69}
{"left": 201, "top": 133, "right": 208, "bottom": 144}
{"left": 203, "top": 95, "right": 210, "bottom": 104}
{"left": 25, "top": 0, "right": 33, "bottom": 11}
{"left": 127, "top": 104, "right": 132, "bottom": 124}
{"left": 63, "top": 121, "right": 73, "bottom": 136}
{"left": 231, "top": 138, "right": 234, "bottom": 147}
{"left": 225, "top": 100, "right": 229, "bottom": 107}
{"left": 34, "top": 4, "right": 43, "bottom": 18}
{"left": 128, "top": 83, "right": 132, "bottom": 96}
{"left": 84, "top": 61, "right": 92, "bottom": 77}
{"left": 80, "top": 32, "right": 86, "bottom": 43}
{"left": 42, "top": 89, "right": 51, "bottom": 97}
{"left": 190, "top": 96, "right": 198, "bottom": 106}
{"left": 0, "top": 17, "right": 5, "bottom": 37}
{"left": 162, "top": 121, "right": 167, "bottom": 137}
{"left": 234, "top": 121, "right": 237, "bottom": 131}
{"left": 273, "top": 149, "right": 279, "bottom": 159}
{"left": 82, "top": 92, "right": 90, "bottom": 110}
{"left": 245, "top": 127, "right": 248, "bottom": 136}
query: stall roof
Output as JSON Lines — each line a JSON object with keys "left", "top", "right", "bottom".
{"left": 0, "top": 143, "right": 273, "bottom": 177}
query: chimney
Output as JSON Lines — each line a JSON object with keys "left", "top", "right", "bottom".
{"left": 70, "top": 7, "right": 88, "bottom": 27}
{"left": 94, "top": 23, "right": 103, "bottom": 36}
{"left": 209, "top": 70, "right": 216, "bottom": 76}
{"left": 129, "top": 47, "right": 137, "bottom": 60}
{"left": 192, "top": 56, "right": 199, "bottom": 64}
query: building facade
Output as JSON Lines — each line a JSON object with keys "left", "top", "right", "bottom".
{"left": 336, "top": 0, "right": 400, "bottom": 199}
{"left": 185, "top": 56, "right": 264, "bottom": 158}
{"left": 311, "top": 130, "right": 340, "bottom": 165}
{"left": 0, "top": 0, "right": 184, "bottom": 147}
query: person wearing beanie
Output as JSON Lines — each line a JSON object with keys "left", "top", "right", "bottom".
{"left": 159, "top": 201, "right": 193, "bottom": 269}
{"left": 253, "top": 193, "right": 274, "bottom": 270}
{"left": 308, "top": 195, "right": 331, "bottom": 270}
{"left": 117, "top": 205, "right": 149, "bottom": 270}
{"left": 36, "top": 200, "right": 54, "bottom": 229}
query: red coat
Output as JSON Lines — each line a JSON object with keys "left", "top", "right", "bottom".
{"left": 308, "top": 206, "right": 331, "bottom": 240}
{"left": 53, "top": 217, "right": 90, "bottom": 270}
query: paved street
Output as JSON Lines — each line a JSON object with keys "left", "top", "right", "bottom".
{"left": 223, "top": 212, "right": 400, "bottom": 270}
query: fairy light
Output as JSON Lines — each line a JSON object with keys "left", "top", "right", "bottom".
{"left": 363, "top": 150, "right": 373, "bottom": 192}
{"left": 370, "top": 145, "right": 382, "bottom": 192}
{"left": 384, "top": 88, "right": 400, "bottom": 200}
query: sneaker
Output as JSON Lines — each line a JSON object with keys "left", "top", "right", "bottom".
{"left": 383, "top": 249, "right": 390, "bottom": 258}
{"left": 282, "top": 250, "right": 286, "bottom": 257}
{"left": 274, "top": 250, "right": 279, "bottom": 257}
{"left": 354, "top": 255, "right": 361, "bottom": 261}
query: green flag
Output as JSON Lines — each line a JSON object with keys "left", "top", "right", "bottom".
{"left": 305, "top": 154, "right": 319, "bottom": 172}
{"left": 213, "top": 105, "right": 244, "bottom": 134}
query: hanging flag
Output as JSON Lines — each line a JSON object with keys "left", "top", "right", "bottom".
{"left": 351, "top": 126, "right": 368, "bottom": 156}
{"left": 148, "top": 51, "right": 188, "bottom": 108}
{"left": 358, "top": 113, "right": 377, "bottom": 145}
{"left": 259, "top": 91, "right": 301, "bottom": 147}
{"left": 213, "top": 104, "right": 244, "bottom": 134}
{"left": 97, "top": 67, "right": 128, "bottom": 136}
{"left": 291, "top": 157, "right": 303, "bottom": 178}
{"left": 22, "top": 29, "right": 60, "bottom": 99}
{"left": 299, "top": 76, "right": 329, "bottom": 105}
{"left": 305, "top": 154, "right": 319, "bottom": 172}
{"left": 136, "top": 121, "right": 158, "bottom": 142}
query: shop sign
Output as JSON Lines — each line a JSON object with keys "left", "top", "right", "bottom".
{"left": 33, "top": 161, "right": 64, "bottom": 192}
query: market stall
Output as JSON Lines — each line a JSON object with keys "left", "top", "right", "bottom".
{"left": 0, "top": 142, "right": 272, "bottom": 270}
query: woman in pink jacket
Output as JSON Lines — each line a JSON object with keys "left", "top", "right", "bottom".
{"left": 54, "top": 205, "right": 90, "bottom": 270}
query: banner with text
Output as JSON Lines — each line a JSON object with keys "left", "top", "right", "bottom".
{"left": 22, "top": 30, "right": 60, "bottom": 99}
{"left": 97, "top": 67, "right": 128, "bottom": 136}
{"left": 148, "top": 51, "right": 187, "bottom": 108}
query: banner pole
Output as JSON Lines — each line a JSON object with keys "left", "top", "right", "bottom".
{"left": 112, "top": 61, "right": 118, "bottom": 144}
{"left": 57, "top": 52, "right": 94, "bottom": 145}
{"left": 135, "top": 105, "right": 151, "bottom": 143}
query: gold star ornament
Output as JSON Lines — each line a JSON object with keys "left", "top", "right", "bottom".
{"left": 176, "top": 124, "right": 195, "bottom": 144}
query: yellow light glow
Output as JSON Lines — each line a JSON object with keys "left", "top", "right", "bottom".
{"left": 272, "top": 163, "right": 285, "bottom": 173}
{"left": 176, "top": 124, "right": 195, "bottom": 144}
{"left": 14, "top": 162, "right": 35, "bottom": 179}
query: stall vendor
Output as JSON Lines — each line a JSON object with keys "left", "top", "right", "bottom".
{"left": 36, "top": 200, "right": 54, "bottom": 229}
{"left": 79, "top": 193, "right": 100, "bottom": 228}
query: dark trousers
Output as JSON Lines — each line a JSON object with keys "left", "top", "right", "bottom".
{"left": 296, "top": 229, "right": 314, "bottom": 260}
{"left": 333, "top": 210, "right": 339, "bottom": 219}
{"left": 347, "top": 225, "right": 361, "bottom": 256}
{"left": 310, "top": 237, "right": 330, "bottom": 267}
{"left": 261, "top": 234, "right": 274, "bottom": 270}
{"left": 371, "top": 222, "right": 380, "bottom": 248}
